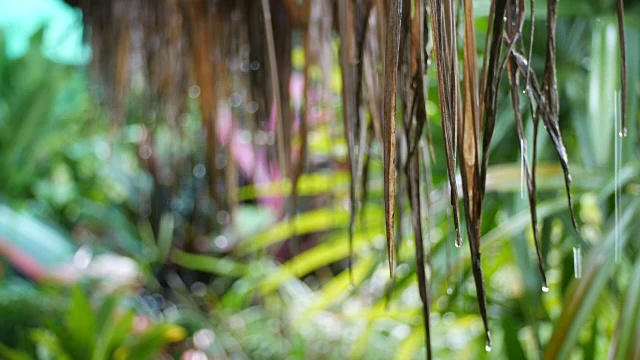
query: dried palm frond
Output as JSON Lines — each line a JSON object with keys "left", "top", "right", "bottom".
{"left": 67, "top": 0, "right": 629, "bottom": 356}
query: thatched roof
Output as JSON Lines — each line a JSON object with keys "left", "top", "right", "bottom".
{"left": 65, "top": 0, "right": 628, "bottom": 356}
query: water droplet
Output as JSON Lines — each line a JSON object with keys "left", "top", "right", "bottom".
{"left": 250, "top": 61, "right": 260, "bottom": 71}
{"left": 214, "top": 235, "right": 229, "bottom": 249}
{"left": 541, "top": 285, "right": 549, "bottom": 293}
{"left": 229, "top": 93, "right": 242, "bottom": 108}
{"left": 188, "top": 85, "right": 201, "bottom": 98}
{"left": 485, "top": 343, "right": 492, "bottom": 352}
{"left": 446, "top": 287, "right": 453, "bottom": 295}
{"left": 193, "top": 164, "right": 206, "bottom": 178}
{"left": 619, "top": 128, "right": 627, "bottom": 138}
{"left": 245, "top": 101, "right": 258, "bottom": 114}
{"left": 139, "top": 145, "right": 152, "bottom": 159}
{"left": 454, "top": 238, "right": 462, "bottom": 248}
{"left": 217, "top": 210, "right": 230, "bottom": 225}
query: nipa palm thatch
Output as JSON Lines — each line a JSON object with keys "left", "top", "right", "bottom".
{"left": 65, "top": 0, "right": 628, "bottom": 357}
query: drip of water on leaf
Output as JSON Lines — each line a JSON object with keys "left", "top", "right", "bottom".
{"left": 541, "top": 285, "right": 549, "bottom": 293}
{"left": 619, "top": 128, "right": 627, "bottom": 138}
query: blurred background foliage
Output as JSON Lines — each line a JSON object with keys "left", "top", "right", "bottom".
{"left": 0, "top": 0, "right": 639, "bottom": 359}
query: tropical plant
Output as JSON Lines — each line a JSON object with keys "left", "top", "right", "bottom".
{"left": 0, "top": 283, "right": 186, "bottom": 360}
{"left": 0, "top": 0, "right": 638, "bottom": 359}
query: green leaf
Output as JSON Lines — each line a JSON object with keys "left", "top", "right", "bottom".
{"left": 65, "top": 286, "right": 98, "bottom": 357}
{"left": 0, "top": 205, "right": 75, "bottom": 269}
{"left": 258, "top": 228, "right": 381, "bottom": 294}
{"left": 544, "top": 199, "right": 640, "bottom": 360}
{"left": 587, "top": 19, "right": 620, "bottom": 167}
{"left": 502, "top": 317, "right": 527, "bottom": 360}
{"left": 92, "top": 311, "right": 135, "bottom": 360}
{"left": 395, "top": 326, "right": 423, "bottom": 360}
{"left": 0, "top": 343, "right": 32, "bottom": 360}
{"left": 30, "top": 329, "right": 72, "bottom": 360}
{"left": 610, "top": 252, "right": 640, "bottom": 360}
{"left": 156, "top": 213, "right": 174, "bottom": 264}
{"left": 171, "top": 249, "right": 247, "bottom": 277}
{"left": 238, "top": 207, "right": 349, "bottom": 254}
{"left": 121, "top": 324, "right": 186, "bottom": 359}
{"left": 309, "top": 254, "right": 377, "bottom": 311}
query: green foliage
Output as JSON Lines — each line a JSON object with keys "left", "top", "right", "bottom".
{"left": 0, "top": 2, "right": 639, "bottom": 359}
{"left": 0, "top": 284, "right": 185, "bottom": 360}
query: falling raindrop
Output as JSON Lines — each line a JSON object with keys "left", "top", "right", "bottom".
{"left": 614, "top": 92, "right": 622, "bottom": 264}
{"left": 573, "top": 246, "right": 582, "bottom": 279}
{"left": 446, "top": 245, "right": 451, "bottom": 292}
{"left": 520, "top": 140, "right": 527, "bottom": 199}
{"left": 541, "top": 285, "right": 549, "bottom": 293}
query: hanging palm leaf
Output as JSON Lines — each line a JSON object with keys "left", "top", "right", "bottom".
{"left": 64, "top": 0, "right": 631, "bottom": 356}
